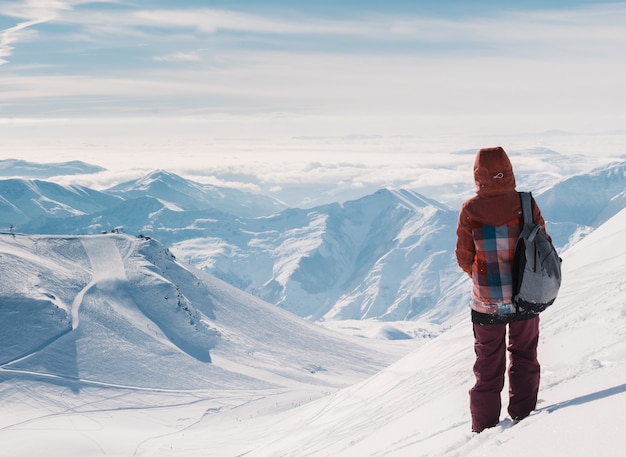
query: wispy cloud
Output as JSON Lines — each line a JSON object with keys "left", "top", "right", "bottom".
{"left": 1, "top": 20, "right": 35, "bottom": 64}
{"left": 130, "top": 8, "right": 369, "bottom": 36}
{"left": 3, "top": 1, "right": 625, "bottom": 210}
{"left": 0, "top": 0, "right": 69, "bottom": 64}
{"left": 0, "top": 0, "right": 115, "bottom": 64}
{"left": 0, "top": 0, "right": 71, "bottom": 20}
{"left": 49, "top": 3, "right": 626, "bottom": 58}
{"left": 4, "top": 2, "right": 626, "bottom": 68}
{"left": 152, "top": 52, "right": 201, "bottom": 63}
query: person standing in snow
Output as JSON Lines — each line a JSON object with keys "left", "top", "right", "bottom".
{"left": 455, "top": 146, "right": 549, "bottom": 433}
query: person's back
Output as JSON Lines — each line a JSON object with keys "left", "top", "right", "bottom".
{"left": 456, "top": 147, "right": 547, "bottom": 322}
{"left": 455, "top": 146, "right": 548, "bottom": 432}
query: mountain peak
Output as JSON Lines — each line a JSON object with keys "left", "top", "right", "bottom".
{"left": 359, "top": 186, "right": 448, "bottom": 210}
{"left": 124, "top": 169, "right": 197, "bottom": 192}
{"left": 107, "top": 170, "right": 286, "bottom": 217}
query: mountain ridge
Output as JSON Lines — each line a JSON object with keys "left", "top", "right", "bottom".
{"left": 107, "top": 168, "right": 288, "bottom": 217}
{"left": 2, "top": 159, "right": 626, "bottom": 323}
{"left": 0, "top": 178, "right": 121, "bottom": 226}
{"left": 0, "top": 159, "right": 106, "bottom": 178}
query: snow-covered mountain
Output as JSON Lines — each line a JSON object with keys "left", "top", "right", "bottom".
{"left": 536, "top": 160, "right": 626, "bottom": 248}
{"left": 4, "top": 159, "right": 626, "bottom": 324}
{"left": 0, "top": 178, "right": 121, "bottom": 226}
{"left": 19, "top": 182, "right": 465, "bottom": 322}
{"left": 1, "top": 186, "right": 624, "bottom": 456}
{"left": 538, "top": 160, "right": 626, "bottom": 226}
{"left": 170, "top": 187, "right": 463, "bottom": 322}
{"left": 0, "top": 158, "right": 105, "bottom": 178}
{"left": 0, "top": 232, "right": 394, "bottom": 391}
{"left": 107, "top": 169, "right": 288, "bottom": 217}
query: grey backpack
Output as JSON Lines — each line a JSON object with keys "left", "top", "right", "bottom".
{"left": 512, "top": 192, "right": 562, "bottom": 313}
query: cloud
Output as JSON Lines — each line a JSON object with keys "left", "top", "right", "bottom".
{"left": 0, "top": 0, "right": 70, "bottom": 65}
{"left": 130, "top": 8, "right": 368, "bottom": 36}
{"left": 1, "top": 20, "right": 35, "bottom": 64}
{"left": 152, "top": 52, "right": 201, "bottom": 63}
{"left": 59, "top": 3, "right": 626, "bottom": 58}
{"left": 2, "top": 1, "right": 626, "bottom": 144}
{"left": 5, "top": 2, "right": 626, "bottom": 65}
{"left": 2, "top": 115, "right": 622, "bottom": 212}
{"left": 0, "top": 0, "right": 110, "bottom": 64}
{"left": 0, "top": 0, "right": 71, "bottom": 20}
{"left": 4, "top": 1, "right": 626, "bottom": 67}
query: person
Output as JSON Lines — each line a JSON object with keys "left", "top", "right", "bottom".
{"left": 455, "top": 146, "right": 549, "bottom": 433}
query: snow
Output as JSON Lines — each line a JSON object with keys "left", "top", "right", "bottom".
{"left": 1, "top": 203, "right": 625, "bottom": 456}
{"left": 8, "top": 156, "right": 626, "bottom": 326}
{"left": 1, "top": 151, "right": 626, "bottom": 456}
{"left": 0, "top": 231, "right": 411, "bottom": 455}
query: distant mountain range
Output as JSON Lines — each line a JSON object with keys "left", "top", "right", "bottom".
{"left": 0, "top": 178, "right": 121, "bottom": 226}
{"left": 0, "top": 159, "right": 105, "bottom": 178}
{"left": 2, "top": 157, "right": 626, "bottom": 323}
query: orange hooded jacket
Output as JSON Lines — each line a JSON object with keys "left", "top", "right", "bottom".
{"left": 455, "top": 147, "right": 548, "bottom": 315}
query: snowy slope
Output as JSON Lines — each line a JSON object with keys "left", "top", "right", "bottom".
{"left": 1, "top": 195, "right": 625, "bottom": 456}
{"left": 0, "top": 233, "right": 398, "bottom": 391}
{"left": 138, "top": 204, "right": 626, "bottom": 457}
{"left": 0, "top": 232, "right": 418, "bottom": 456}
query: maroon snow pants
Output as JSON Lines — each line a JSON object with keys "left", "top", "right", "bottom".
{"left": 470, "top": 316, "right": 540, "bottom": 432}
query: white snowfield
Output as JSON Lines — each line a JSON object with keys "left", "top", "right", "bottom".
{"left": 1, "top": 206, "right": 626, "bottom": 456}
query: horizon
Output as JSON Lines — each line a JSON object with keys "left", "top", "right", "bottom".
{"left": 2, "top": 0, "right": 626, "bottom": 198}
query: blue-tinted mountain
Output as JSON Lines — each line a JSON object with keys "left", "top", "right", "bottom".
{"left": 4, "top": 161, "right": 626, "bottom": 323}
{"left": 0, "top": 178, "right": 121, "bottom": 227}
{"left": 0, "top": 159, "right": 105, "bottom": 177}
{"left": 536, "top": 160, "right": 626, "bottom": 248}
{"left": 107, "top": 169, "right": 287, "bottom": 217}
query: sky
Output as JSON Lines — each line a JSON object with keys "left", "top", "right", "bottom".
{"left": 1, "top": 0, "right": 626, "bottom": 192}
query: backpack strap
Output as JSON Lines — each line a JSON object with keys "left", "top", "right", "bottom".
{"left": 519, "top": 192, "right": 534, "bottom": 227}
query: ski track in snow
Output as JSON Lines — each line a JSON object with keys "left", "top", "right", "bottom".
{"left": 76, "top": 236, "right": 179, "bottom": 351}
{"left": 72, "top": 236, "right": 128, "bottom": 329}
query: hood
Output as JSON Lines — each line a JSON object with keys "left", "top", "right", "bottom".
{"left": 473, "top": 146, "right": 516, "bottom": 195}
